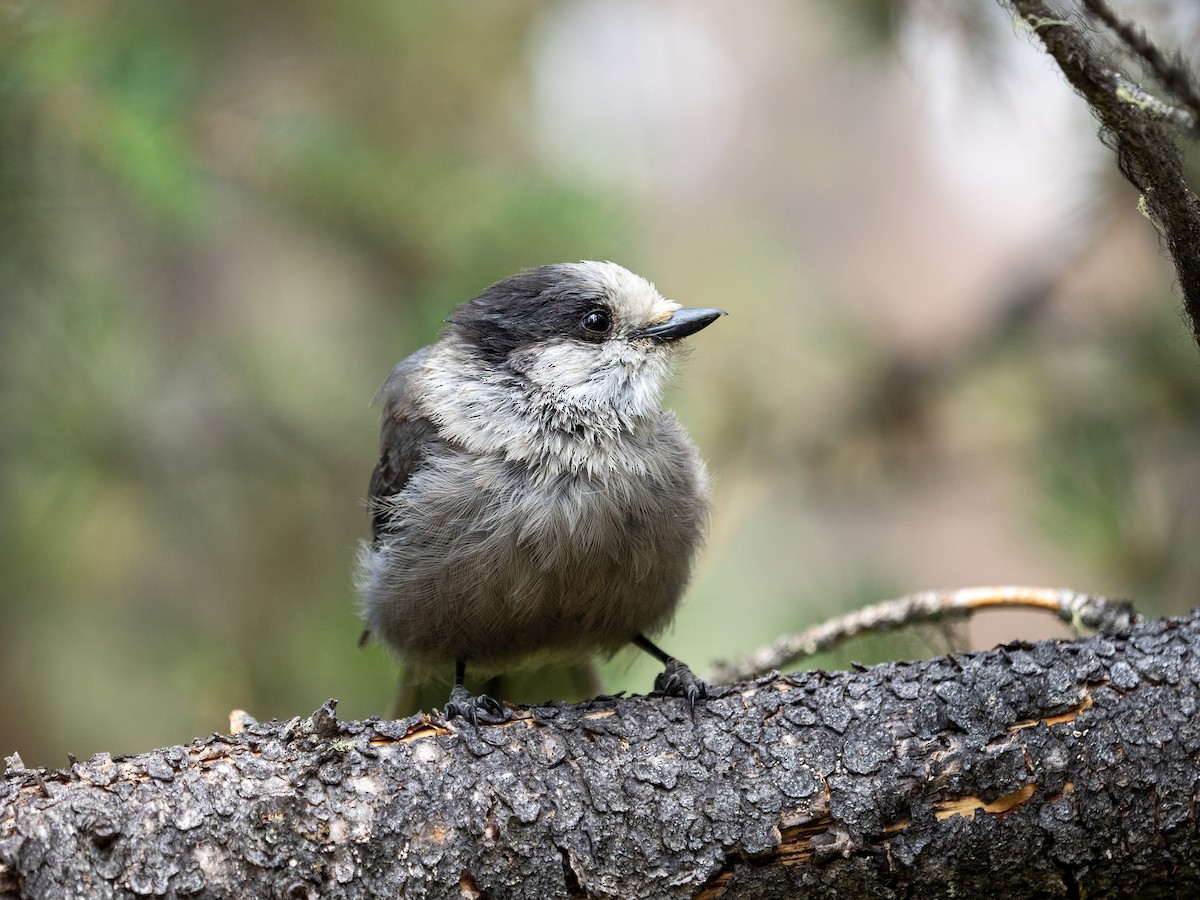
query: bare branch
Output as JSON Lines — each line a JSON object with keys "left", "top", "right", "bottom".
{"left": 710, "top": 586, "right": 1137, "bottom": 684}
{"left": 1081, "top": 0, "right": 1200, "bottom": 129}
{"left": 1006, "top": 0, "right": 1200, "bottom": 346}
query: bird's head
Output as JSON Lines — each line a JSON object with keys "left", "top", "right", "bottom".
{"left": 447, "top": 261, "right": 725, "bottom": 422}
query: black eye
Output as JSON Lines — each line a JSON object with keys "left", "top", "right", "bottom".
{"left": 580, "top": 309, "right": 612, "bottom": 335}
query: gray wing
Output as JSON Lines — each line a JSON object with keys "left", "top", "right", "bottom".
{"left": 367, "top": 345, "right": 444, "bottom": 542}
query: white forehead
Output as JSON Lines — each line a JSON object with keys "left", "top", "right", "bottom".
{"left": 574, "top": 261, "right": 680, "bottom": 325}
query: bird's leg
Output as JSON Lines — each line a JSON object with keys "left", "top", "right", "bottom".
{"left": 633, "top": 634, "right": 708, "bottom": 711}
{"left": 444, "top": 659, "right": 505, "bottom": 724}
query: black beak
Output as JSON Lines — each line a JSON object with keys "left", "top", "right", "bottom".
{"left": 640, "top": 308, "right": 727, "bottom": 343}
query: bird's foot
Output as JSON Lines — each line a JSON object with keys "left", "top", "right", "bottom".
{"left": 444, "top": 685, "right": 506, "bottom": 725}
{"left": 655, "top": 659, "right": 709, "bottom": 711}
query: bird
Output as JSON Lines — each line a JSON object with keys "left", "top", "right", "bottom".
{"left": 355, "top": 261, "right": 724, "bottom": 722}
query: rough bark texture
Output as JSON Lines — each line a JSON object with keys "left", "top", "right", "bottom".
{"left": 3, "top": 612, "right": 1200, "bottom": 899}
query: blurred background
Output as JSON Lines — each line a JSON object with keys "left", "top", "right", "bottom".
{"left": 3, "top": 0, "right": 1200, "bottom": 767}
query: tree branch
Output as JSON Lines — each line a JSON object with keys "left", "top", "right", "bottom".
{"left": 1081, "top": 0, "right": 1200, "bottom": 127}
{"left": 1006, "top": 0, "right": 1200, "bottom": 346}
{"left": 5, "top": 612, "right": 1200, "bottom": 898}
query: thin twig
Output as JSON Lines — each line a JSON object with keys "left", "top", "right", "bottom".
{"left": 1110, "top": 72, "right": 1197, "bottom": 131}
{"left": 1081, "top": 0, "right": 1200, "bottom": 131}
{"left": 709, "top": 586, "right": 1139, "bottom": 684}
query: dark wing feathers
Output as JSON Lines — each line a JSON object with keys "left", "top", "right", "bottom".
{"left": 367, "top": 346, "right": 443, "bottom": 542}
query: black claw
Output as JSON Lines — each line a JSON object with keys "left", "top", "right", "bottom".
{"left": 654, "top": 659, "right": 709, "bottom": 712}
{"left": 444, "top": 685, "right": 506, "bottom": 725}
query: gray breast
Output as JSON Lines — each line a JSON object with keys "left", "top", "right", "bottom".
{"left": 359, "top": 435, "right": 707, "bottom": 669}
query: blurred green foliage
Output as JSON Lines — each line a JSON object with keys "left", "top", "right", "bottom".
{"left": 2, "top": 1, "right": 1199, "bottom": 768}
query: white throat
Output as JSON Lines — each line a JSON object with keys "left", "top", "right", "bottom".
{"left": 416, "top": 337, "right": 677, "bottom": 479}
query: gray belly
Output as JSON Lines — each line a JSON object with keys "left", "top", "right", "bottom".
{"left": 359, "top": 452, "right": 703, "bottom": 668}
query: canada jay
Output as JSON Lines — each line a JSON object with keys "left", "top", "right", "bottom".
{"left": 356, "top": 261, "right": 724, "bottom": 722}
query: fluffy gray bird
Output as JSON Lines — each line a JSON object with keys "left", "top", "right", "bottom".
{"left": 356, "top": 261, "right": 724, "bottom": 721}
